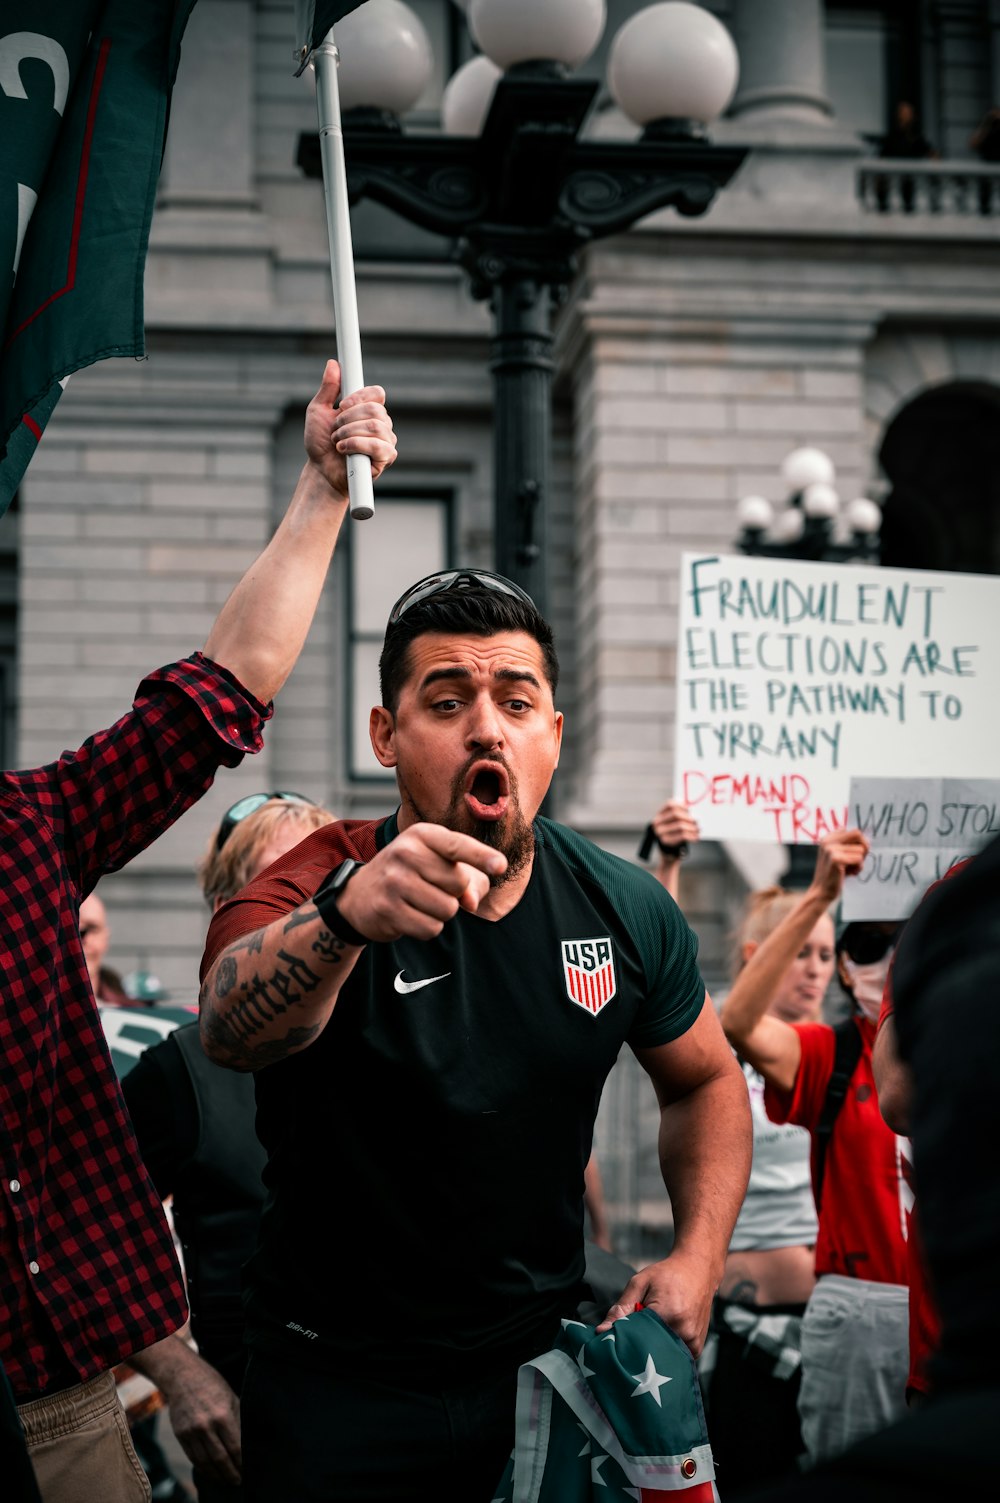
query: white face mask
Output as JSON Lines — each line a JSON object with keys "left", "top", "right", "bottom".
{"left": 841, "top": 952, "right": 894, "bottom": 1023}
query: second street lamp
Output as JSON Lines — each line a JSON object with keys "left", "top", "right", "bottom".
{"left": 298, "top": 0, "right": 747, "bottom": 615}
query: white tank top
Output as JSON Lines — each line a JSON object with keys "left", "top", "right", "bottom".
{"left": 729, "top": 1062, "right": 819, "bottom": 1252}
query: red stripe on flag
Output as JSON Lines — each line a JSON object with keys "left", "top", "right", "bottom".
{"left": 21, "top": 414, "right": 43, "bottom": 441}
{"left": 4, "top": 38, "right": 112, "bottom": 351}
{"left": 641, "top": 1486, "right": 714, "bottom": 1502}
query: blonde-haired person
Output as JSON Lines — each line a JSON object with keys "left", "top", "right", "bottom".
{"left": 721, "top": 829, "right": 911, "bottom": 1468}
{"left": 199, "top": 792, "right": 335, "bottom": 913}
{"left": 123, "top": 794, "right": 334, "bottom": 1503}
{"left": 645, "top": 809, "right": 831, "bottom": 1488}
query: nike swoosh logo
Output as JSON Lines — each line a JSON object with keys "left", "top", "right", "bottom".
{"left": 394, "top": 970, "right": 451, "bottom": 995}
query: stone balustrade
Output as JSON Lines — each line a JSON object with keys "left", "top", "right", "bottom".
{"left": 858, "top": 158, "right": 1000, "bottom": 216}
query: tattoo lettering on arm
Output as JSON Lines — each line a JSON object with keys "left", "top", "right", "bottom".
{"left": 201, "top": 925, "right": 337, "bottom": 1069}
{"left": 281, "top": 905, "right": 352, "bottom": 966}
{"left": 312, "top": 926, "right": 350, "bottom": 965}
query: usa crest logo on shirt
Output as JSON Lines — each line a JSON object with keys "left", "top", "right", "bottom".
{"left": 561, "top": 938, "right": 617, "bottom": 1017}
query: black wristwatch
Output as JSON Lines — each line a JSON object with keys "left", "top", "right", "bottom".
{"left": 313, "top": 860, "right": 368, "bottom": 947}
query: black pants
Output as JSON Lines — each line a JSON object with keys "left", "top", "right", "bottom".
{"left": 706, "top": 1304, "right": 806, "bottom": 1490}
{"left": 241, "top": 1351, "right": 518, "bottom": 1503}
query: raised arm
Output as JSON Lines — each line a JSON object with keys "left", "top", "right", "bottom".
{"left": 203, "top": 361, "right": 396, "bottom": 704}
{"left": 598, "top": 996, "right": 751, "bottom": 1356}
{"left": 720, "top": 829, "right": 868, "bottom": 1093}
{"left": 647, "top": 800, "right": 700, "bottom": 902}
{"left": 200, "top": 824, "right": 506, "bottom": 1071}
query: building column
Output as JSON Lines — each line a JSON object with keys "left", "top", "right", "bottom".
{"left": 150, "top": 0, "right": 273, "bottom": 305}
{"left": 729, "top": 0, "right": 832, "bottom": 125}
{"left": 159, "top": 0, "right": 257, "bottom": 211}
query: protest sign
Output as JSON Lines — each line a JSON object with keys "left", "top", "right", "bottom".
{"left": 674, "top": 552, "right": 1000, "bottom": 843}
{"left": 840, "top": 776, "right": 1000, "bottom": 919}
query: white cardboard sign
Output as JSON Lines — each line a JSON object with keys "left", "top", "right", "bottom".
{"left": 674, "top": 552, "right": 1000, "bottom": 844}
{"left": 840, "top": 776, "right": 1000, "bottom": 919}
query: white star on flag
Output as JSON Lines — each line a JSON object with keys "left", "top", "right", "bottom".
{"left": 623, "top": 1489, "right": 642, "bottom": 1501}
{"left": 577, "top": 1422, "right": 591, "bottom": 1458}
{"left": 630, "top": 1353, "right": 673, "bottom": 1407}
{"left": 591, "top": 1454, "right": 609, "bottom": 1487}
{"left": 577, "top": 1345, "right": 596, "bottom": 1378}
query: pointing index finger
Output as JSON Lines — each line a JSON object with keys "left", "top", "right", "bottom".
{"left": 414, "top": 822, "right": 507, "bottom": 877}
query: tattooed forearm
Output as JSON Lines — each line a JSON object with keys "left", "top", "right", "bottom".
{"left": 201, "top": 1015, "right": 322, "bottom": 1071}
{"left": 210, "top": 952, "right": 323, "bottom": 1051}
{"left": 203, "top": 902, "right": 364, "bottom": 1069}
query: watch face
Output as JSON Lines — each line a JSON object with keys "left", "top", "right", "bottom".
{"left": 321, "top": 859, "right": 357, "bottom": 897}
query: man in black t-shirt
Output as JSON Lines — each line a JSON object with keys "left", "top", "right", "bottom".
{"left": 199, "top": 570, "right": 751, "bottom": 1503}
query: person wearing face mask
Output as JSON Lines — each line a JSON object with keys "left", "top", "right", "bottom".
{"left": 721, "top": 830, "right": 911, "bottom": 1467}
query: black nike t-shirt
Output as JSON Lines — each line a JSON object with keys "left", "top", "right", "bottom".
{"left": 204, "top": 814, "right": 705, "bottom": 1382}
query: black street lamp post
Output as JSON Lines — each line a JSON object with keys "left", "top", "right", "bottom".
{"left": 298, "top": 4, "right": 747, "bottom": 616}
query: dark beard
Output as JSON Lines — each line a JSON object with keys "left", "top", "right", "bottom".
{"left": 466, "top": 808, "right": 535, "bottom": 887}
{"left": 403, "top": 756, "right": 535, "bottom": 888}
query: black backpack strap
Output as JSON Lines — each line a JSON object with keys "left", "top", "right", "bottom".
{"left": 813, "top": 1018, "right": 864, "bottom": 1213}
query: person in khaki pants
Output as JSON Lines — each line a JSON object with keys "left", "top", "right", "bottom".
{"left": 1, "top": 364, "right": 396, "bottom": 1502}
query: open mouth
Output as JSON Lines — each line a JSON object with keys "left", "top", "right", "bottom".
{"left": 464, "top": 761, "right": 510, "bottom": 821}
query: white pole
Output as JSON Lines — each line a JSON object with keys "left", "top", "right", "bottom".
{"left": 312, "top": 31, "right": 374, "bottom": 521}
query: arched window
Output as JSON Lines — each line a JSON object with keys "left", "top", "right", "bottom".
{"left": 878, "top": 380, "right": 1000, "bottom": 575}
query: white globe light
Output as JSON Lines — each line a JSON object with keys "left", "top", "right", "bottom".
{"left": 845, "top": 496, "right": 882, "bottom": 535}
{"left": 781, "top": 446, "right": 835, "bottom": 492}
{"left": 771, "top": 507, "right": 805, "bottom": 544}
{"left": 802, "top": 482, "right": 840, "bottom": 520}
{"left": 737, "top": 494, "right": 774, "bottom": 531}
{"left": 335, "top": 0, "right": 433, "bottom": 114}
{"left": 468, "top": 0, "right": 605, "bottom": 71}
{"left": 608, "top": 2, "right": 739, "bottom": 128}
{"left": 441, "top": 54, "right": 501, "bottom": 136}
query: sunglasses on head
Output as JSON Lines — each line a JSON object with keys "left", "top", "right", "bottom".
{"left": 215, "top": 791, "right": 316, "bottom": 852}
{"left": 386, "top": 569, "right": 536, "bottom": 628}
{"left": 839, "top": 924, "right": 903, "bottom": 966}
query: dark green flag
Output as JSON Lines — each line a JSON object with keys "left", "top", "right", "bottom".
{"left": 295, "top": 2, "right": 368, "bottom": 61}
{"left": 0, "top": 2, "right": 198, "bottom": 515}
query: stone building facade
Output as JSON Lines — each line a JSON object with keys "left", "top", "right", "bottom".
{"left": 7, "top": 0, "right": 1000, "bottom": 1244}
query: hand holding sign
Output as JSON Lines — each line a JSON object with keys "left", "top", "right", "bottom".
{"left": 810, "top": 828, "right": 870, "bottom": 904}
{"left": 652, "top": 800, "right": 700, "bottom": 852}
